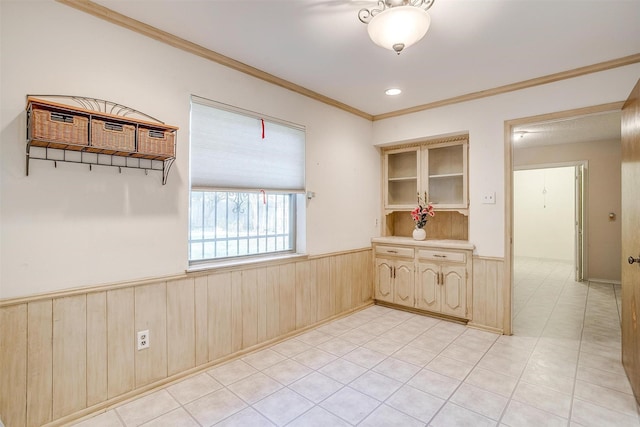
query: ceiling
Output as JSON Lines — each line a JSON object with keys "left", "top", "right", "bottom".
{"left": 86, "top": 0, "right": 640, "bottom": 118}
{"left": 513, "top": 111, "right": 622, "bottom": 149}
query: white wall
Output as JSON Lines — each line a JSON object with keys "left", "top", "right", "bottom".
{"left": 513, "top": 167, "right": 575, "bottom": 262}
{"left": 372, "top": 65, "right": 640, "bottom": 258}
{"left": 0, "top": 1, "right": 379, "bottom": 299}
{"left": 2, "top": 2, "right": 638, "bottom": 299}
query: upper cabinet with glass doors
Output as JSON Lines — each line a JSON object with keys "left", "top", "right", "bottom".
{"left": 383, "top": 137, "right": 468, "bottom": 211}
{"left": 385, "top": 146, "right": 420, "bottom": 209}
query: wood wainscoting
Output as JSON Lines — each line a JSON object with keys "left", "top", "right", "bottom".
{"left": 0, "top": 249, "right": 373, "bottom": 427}
{"left": 469, "top": 256, "right": 507, "bottom": 335}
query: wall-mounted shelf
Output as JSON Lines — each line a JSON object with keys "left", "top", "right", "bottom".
{"left": 26, "top": 95, "right": 179, "bottom": 185}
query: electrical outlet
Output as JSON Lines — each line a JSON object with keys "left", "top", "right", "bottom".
{"left": 137, "top": 330, "right": 150, "bottom": 350}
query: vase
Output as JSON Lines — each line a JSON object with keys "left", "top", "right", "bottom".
{"left": 412, "top": 227, "right": 426, "bottom": 241}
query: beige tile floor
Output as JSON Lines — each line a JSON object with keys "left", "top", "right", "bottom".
{"left": 74, "top": 258, "right": 639, "bottom": 426}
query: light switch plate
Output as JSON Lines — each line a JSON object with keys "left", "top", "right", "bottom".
{"left": 482, "top": 192, "right": 496, "bottom": 204}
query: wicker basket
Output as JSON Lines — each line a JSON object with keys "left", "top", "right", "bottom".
{"left": 31, "top": 109, "right": 89, "bottom": 145}
{"left": 91, "top": 119, "right": 135, "bottom": 152}
{"left": 138, "top": 128, "right": 175, "bottom": 157}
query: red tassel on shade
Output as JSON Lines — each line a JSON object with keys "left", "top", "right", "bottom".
{"left": 261, "top": 119, "right": 265, "bottom": 139}
{"left": 260, "top": 189, "right": 266, "bottom": 204}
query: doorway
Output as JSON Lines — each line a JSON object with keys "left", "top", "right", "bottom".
{"left": 504, "top": 103, "right": 624, "bottom": 334}
{"left": 513, "top": 164, "right": 586, "bottom": 282}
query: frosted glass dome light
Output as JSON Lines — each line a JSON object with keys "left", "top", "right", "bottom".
{"left": 359, "top": 0, "right": 435, "bottom": 55}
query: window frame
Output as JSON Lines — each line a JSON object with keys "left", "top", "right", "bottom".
{"left": 188, "top": 96, "right": 306, "bottom": 265}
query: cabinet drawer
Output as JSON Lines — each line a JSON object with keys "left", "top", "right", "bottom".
{"left": 417, "top": 249, "right": 465, "bottom": 263}
{"left": 375, "top": 245, "right": 414, "bottom": 258}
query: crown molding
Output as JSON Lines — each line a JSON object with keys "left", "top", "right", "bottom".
{"left": 57, "top": 1, "right": 639, "bottom": 123}
{"left": 56, "top": 0, "right": 374, "bottom": 121}
{"left": 372, "top": 53, "right": 640, "bottom": 121}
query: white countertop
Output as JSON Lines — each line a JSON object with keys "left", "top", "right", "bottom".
{"left": 372, "top": 236, "right": 475, "bottom": 251}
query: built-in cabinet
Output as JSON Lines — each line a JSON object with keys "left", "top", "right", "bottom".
{"left": 426, "top": 143, "right": 467, "bottom": 209}
{"left": 373, "top": 237, "right": 473, "bottom": 321}
{"left": 416, "top": 249, "right": 468, "bottom": 318}
{"left": 374, "top": 246, "right": 414, "bottom": 305}
{"left": 385, "top": 147, "right": 420, "bottom": 208}
{"left": 384, "top": 137, "right": 468, "bottom": 212}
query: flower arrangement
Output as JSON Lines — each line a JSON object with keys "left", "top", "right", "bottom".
{"left": 411, "top": 192, "right": 435, "bottom": 229}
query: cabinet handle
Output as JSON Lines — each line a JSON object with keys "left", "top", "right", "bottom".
{"left": 394, "top": 267, "right": 397, "bottom": 278}
{"left": 439, "top": 272, "right": 443, "bottom": 285}
{"left": 434, "top": 254, "right": 447, "bottom": 258}
{"left": 387, "top": 250, "right": 398, "bottom": 253}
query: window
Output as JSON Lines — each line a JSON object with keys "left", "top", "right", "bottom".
{"left": 189, "top": 191, "right": 294, "bottom": 260}
{"left": 189, "top": 96, "right": 305, "bottom": 262}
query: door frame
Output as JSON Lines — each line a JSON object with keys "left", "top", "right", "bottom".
{"left": 503, "top": 102, "right": 624, "bottom": 335}
{"left": 512, "top": 162, "right": 588, "bottom": 280}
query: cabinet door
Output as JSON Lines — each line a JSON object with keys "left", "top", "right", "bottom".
{"left": 416, "top": 262, "right": 441, "bottom": 312}
{"left": 441, "top": 265, "right": 467, "bottom": 318}
{"left": 375, "top": 259, "right": 394, "bottom": 303}
{"left": 425, "top": 141, "right": 468, "bottom": 209}
{"left": 393, "top": 260, "right": 415, "bottom": 307}
{"left": 385, "top": 147, "right": 420, "bottom": 209}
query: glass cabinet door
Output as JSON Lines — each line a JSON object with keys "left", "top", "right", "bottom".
{"left": 386, "top": 148, "right": 419, "bottom": 208}
{"left": 383, "top": 139, "right": 468, "bottom": 212}
{"left": 426, "top": 142, "right": 467, "bottom": 209}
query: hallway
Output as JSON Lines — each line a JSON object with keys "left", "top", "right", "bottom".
{"left": 512, "top": 257, "right": 635, "bottom": 425}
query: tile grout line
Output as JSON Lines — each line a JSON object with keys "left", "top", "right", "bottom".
{"left": 495, "top": 265, "right": 570, "bottom": 426}
{"left": 286, "top": 313, "right": 426, "bottom": 426}
{"left": 565, "top": 278, "right": 591, "bottom": 426}
{"left": 571, "top": 281, "right": 639, "bottom": 422}
{"left": 211, "top": 311, "right": 424, "bottom": 426}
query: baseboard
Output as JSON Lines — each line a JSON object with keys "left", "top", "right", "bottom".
{"left": 373, "top": 300, "right": 468, "bottom": 325}
{"left": 514, "top": 256, "right": 573, "bottom": 264}
{"left": 467, "top": 322, "right": 504, "bottom": 335}
{"left": 588, "top": 278, "right": 622, "bottom": 285}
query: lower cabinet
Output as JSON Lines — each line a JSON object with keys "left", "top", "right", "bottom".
{"left": 373, "top": 240, "right": 473, "bottom": 321}
{"left": 394, "top": 261, "right": 414, "bottom": 305}
{"left": 375, "top": 257, "right": 414, "bottom": 305}
{"left": 416, "top": 261, "right": 467, "bottom": 319}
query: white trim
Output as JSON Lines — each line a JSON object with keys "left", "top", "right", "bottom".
{"left": 513, "top": 160, "right": 589, "bottom": 171}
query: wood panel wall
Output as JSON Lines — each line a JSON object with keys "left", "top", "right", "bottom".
{"left": 0, "top": 249, "right": 373, "bottom": 427}
{"left": 386, "top": 211, "right": 468, "bottom": 240}
{"left": 469, "top": 256, "right": 506, "bottom": 334}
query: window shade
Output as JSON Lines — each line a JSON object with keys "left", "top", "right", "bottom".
{"left": 190, "top": 98, "right": 305, "bottom": 192}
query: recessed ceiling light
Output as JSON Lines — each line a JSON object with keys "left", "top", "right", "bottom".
{"left": 385, "top": 88, "right": 402, "bottom": 96}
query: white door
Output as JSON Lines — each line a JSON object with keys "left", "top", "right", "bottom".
{"left": 575, "top": 164, "right": 585, "bottom": 281}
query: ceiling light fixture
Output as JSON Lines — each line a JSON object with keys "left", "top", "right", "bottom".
{"left": 385, "top": 88, "right": 402, "bottom": 96}
{"left": 358, "top": 0, "right": 435, "bottom": 55}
